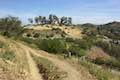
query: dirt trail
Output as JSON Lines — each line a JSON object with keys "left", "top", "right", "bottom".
{"left": 11, "top": 43, "right": 43, "bottom": 80}
{"left": 16, "top": 42, "right": 82, "bottom": 80}
{"left": 0, "top": 36, "right": 43, "bottom": 80}
{"left": 25, "top": 49, "right": 43, "bottom": 80}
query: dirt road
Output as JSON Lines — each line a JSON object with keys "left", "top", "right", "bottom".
{"left": 17, "top": 42, "right": 82, "bottom": 80}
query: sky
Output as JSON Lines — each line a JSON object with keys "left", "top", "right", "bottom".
{"left": 0, "top": 0, "right": 120, "bottom": 24}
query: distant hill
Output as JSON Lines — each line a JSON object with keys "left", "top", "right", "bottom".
{"left": 81, "top": 23, "right": 96, "bottom": 28}
{"left": 81, "top": 21, "right": 120, "bottom": 40}
{"left": 98, "top": 21, "right": 120, "bottom": 40}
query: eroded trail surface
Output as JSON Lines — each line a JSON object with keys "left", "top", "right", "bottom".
{"left": 13, "top": 44, "right": 43, "bottom": 80}
{"left": 16, "top": 42, "right": 82, "bottom": 80}
{"left": 25, "top": 49, "right": 43, "bottom": 80}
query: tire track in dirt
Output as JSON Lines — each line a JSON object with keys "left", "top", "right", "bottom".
{"left": 25, "top": 49, "right": 43, "bottom": 80}
{"left": 16, "top": 42, "right": 82, "bottom": 80}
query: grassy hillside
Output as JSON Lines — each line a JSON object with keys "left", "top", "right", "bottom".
{"left": 23, "top": 25, "right": 82, "bottom": 39}
{"left": 98, "top": 21, "right": 120, "bottom": 40}
{"left": 0, "top": 36, "right": 31, "bottom": 80}
{"left": 0, "top": 16, "right": 120, "bottom": 80}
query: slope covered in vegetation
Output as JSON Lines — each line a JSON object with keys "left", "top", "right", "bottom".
{"left": 0, "top": 16, "right": 120, "bottom": 80}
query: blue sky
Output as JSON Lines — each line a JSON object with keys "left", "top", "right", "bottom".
{"left": 0, "top": 0, "right": 120, "bottom": 24}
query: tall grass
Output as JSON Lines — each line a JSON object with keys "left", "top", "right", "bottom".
{"left": 79, "top": 60, "right": 120, "bottom": 80}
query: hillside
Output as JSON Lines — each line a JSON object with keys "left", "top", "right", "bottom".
{"left": 0, "top": 16, "right": 120, "bottom": 80}
{"left": 0, "top": 36, "right": 97, "bottom": 80}
{"left": 81, "top": 21, "right": 120, "bottom": 61}
{"left": 98, "top": 21, "right": 120, "bottom": 40}
{"left": 0, "top": 35, "right": 120, "bottom": 80}
{"left": 24, "top": 25, "right": 82, "bottom": 39}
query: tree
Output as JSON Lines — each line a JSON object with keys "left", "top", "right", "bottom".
{"left": 35, "top": 17, "right": 39, "bottom": 24}
{"left": 33, "top": 14, "right": 72, "bottom": 25}
{"left": 53, "top": 15, "right": 59, "bottom": 24}
{"left": 67, "top": 17, "right": 72, "bottom": 25}
{"left": 49, "top": 14, "right": 53, "bottom": 24}
{"left": 38, "top": 16, "right": 42, "bottom": 24}
{"left": 28, "top": 18, "right": 33, "bottom": 24}
{"left": 60, "top": 17, "right": 67, "bottom": 25}
{"left": 42, "top": 16, "right": 47, "bottom": 24}
{"left": 0, "top": 16, "right": 22, "bottom": 37}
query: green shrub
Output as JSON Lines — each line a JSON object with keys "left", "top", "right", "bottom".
{"left": 110, "top": 45, "right": 120, "bottom": 59}
{"left": 77, "top": 49, "right": 86, "bottom": 57}
{"left": 66, "top": 38, "right": 93, "bottom": 50}
{"left": 69, "top": 45, "right": 86, "bottom": 57}
{"left": 105, "top": 58, "right": 120, "bottom": 70}
{"left": 21, "top": 37, "right": 35, "bottom": 44}
{"left": 33, "top": 33, "right": 39, "bottom": 38}
{"left": 96, "top": 41, "right": 120, "bottom": 60}
{"left": 95, "top": 41, "right": 110, "bottom": 52}
{"left": 0, "top": 16, "right": 23, "bottom": 37}
{"left": 21, "top": 38, "right": 65, "bottom": 53}
{"left": 77, "top": 39, "right": 92, "bottom": 49}
{"left": 1, "top": 51, "right": 15, "bottom": 61}
{"left": 36, "top": 39, "right": 66, "bottom": 53}
{"left": 79, "top": 60, "right": 116, "bottom": 80}
{"left": 93, "top": 57, "right": 120, "bottom": 70}
{"left": 94, "top": 58, "right": 104, "bottom": 65}
{"left": 0, "top": 41, "right": 4, "bottom": 48}
{"left": 21, "top": 38, "right": 87, "bottom": 56}
{"left": 66, "top": 38, "right": 74, "bottom": 42}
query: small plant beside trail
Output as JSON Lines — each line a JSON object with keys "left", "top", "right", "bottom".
{"left": 32, "top": 55, "right": 67, "bottom": 80}
{"left": 0, "top": 50, "right": 15, "bottom": 61}
{"left": 0, "top": 41, "right": 15, "bottom": 61}
{"left": 0, "top": 41, "right": 5, "bottom": 48}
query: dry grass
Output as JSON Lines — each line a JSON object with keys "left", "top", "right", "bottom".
{"left": 25, "top": 25, "right": 83, "bottom": 39}
{"left": 0, "top": 36, "right": 31, "bottom": 80}
{"left": 32, "top": 54, "right": 67, "bottom": 80}
{"left": 86, "top": 47, "right": 110, "bottom": 60}
{"left": 55, "top": 55, "right": 97, "bottom": 80}
{"left": 79, "top": 60, "right": 120, "bottom": 80}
